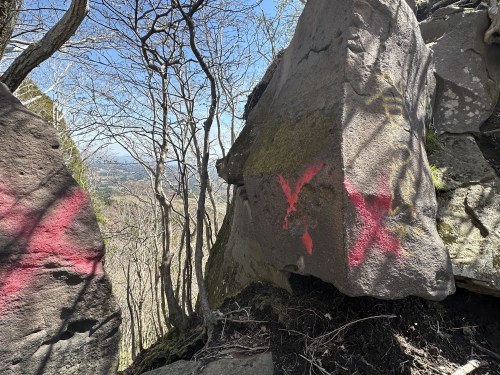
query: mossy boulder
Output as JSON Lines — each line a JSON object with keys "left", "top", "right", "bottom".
{"left": 216, "top": 0, "right": 454, "bottom": 301}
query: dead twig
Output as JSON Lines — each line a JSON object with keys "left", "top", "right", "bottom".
{"left": 220, "top": 318, "right": 269, "bottom": 324}
{"left": 316, "top": 314, "right": 398, "bottom": 345}
{"left": 205, "top": 343, "right": 269, "bottom": 352}
{"left": 299, "top": 354, "right": 330, "bottom": 375}
{"left": 472, "top": 341, "right": 500, "bottom": 363}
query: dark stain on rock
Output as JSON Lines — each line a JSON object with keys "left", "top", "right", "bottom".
{"left": 52, "top": 270, "right": 84, "bottom": 286}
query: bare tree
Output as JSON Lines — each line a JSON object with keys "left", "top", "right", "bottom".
{"left": 174, "top": 0, "right": 217, "bottom": 328}
{"left": 0, "top": 0, "right": 88, "bottom": 91}
{"left": 19, "top": 0, "right": 296, "bottom": 366}
{"left": 103, "top": 186, "right": 170, "bottom": 365}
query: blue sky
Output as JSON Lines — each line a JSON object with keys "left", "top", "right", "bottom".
{"left": 9, "top": 0, "right": 302, "bottom": 159}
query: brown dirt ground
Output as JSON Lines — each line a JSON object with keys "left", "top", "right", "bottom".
{"left": 124, "top": 275, "right": 500, "bottom": 374}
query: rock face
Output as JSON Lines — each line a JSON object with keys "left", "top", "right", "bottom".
{"left": 0, "top": 84, "right": 120, "bottom": 374}
{"left": 429, "top": 135, "right": 497, "bottom": 190}
{"left": 420, "top": 6, "right": 500, "bottom": 296}
{"left": 420, "top": 8, "right": 500, "bottom": 134}
{"left": 429, "top": 135, "right": 500, "bottom": 296}
{"left": 215, "top": 0, "right": 455, "bottom": 301}
{"left": 416, "top": 1, "right": 486, "bottom": 22}
{"left": 206, "top": 187, "right": 290, "bottom": 308}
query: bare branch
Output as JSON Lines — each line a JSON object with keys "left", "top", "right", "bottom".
{"left": 0, "top": 0, "right": 89, "bottom": 92}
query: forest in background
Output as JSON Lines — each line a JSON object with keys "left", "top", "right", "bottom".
{"left": 0, "top": 0, "right": 304, "bottom": 368}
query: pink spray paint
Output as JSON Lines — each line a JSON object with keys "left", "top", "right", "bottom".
{"left": 0, "top": 186, "right": 103, "bottom": 315}
{"left": 278, "top": 161, "right": 324, "bottom": 255}
{"left": 344, "top": 178, "right": 401, "bottom": 267}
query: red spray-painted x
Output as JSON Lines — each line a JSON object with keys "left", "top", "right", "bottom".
{"left": 0, "top": 185, "right": 103, "bottom": 316}
{"left": 278, "top": 161, "right": 324, "bottom": 255}
{"left": 344, "top": 178, "right": 402, "bottom": 267}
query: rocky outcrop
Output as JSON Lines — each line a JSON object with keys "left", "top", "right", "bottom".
{"left": 420, "top": 7, "right": 500, "bottom": 134}
{"left": 0, "top": 83, "right": 120, "bottom": 374}
{"left": 437, "top": 184, "right": 500, "bottom": 296}
{"left": 214, "top": 0, "right": 455, "bottom": 301}
{"left": 420, "top": 5, "right": 500, "bottom": 296}
{"left": 428, "top": 135, "right": 497, "bottom": 189}
{"left": 429, "top": 135, "right": 500, "bottom": 296}
{"left": 416, "top": 1, "right": 485, "bottom": 21}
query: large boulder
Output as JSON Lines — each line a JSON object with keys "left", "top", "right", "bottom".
{"left": 0, "top": 83, "right": 120, "bottom": 374}
{"left": 216, "top": 0, "right": 455, "bottom": 300}
{"left": 420, "top": 8, "right": 500, "bottom": 134}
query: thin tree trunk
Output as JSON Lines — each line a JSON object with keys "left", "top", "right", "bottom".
{"left": 155, "top": 75, "right": 186, "bottom": 331}
{"left": 125, "top": 261, "right": 137, "bottom": 360}
{"left": 175, "top": 224, "right": 185, "bottom": 303}
{"left": 147, "top": 262, "right": 161, "bottom": 339}
{"left": 206, "top": 178, "right": 219, "bottom": 235}
{"left": 177, "top": 0, "right": 217, "bottom": 328}
{"left": 181, "top": 165, "right": 194, "bottom": 316}
{"left": 0, "top": 0, "right": 21, "bottom": 60}
{"left": 154, "top": 257, "right": 164, "bottom": 336}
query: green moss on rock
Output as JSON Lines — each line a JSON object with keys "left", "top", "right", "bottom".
{"left": 244, "top": 112, "right": 331, "bottom": 177}
{"left": 205, "top": 201, "right": 243, "bottom": 309}
{"left": 429, "top": 164, "right": 446, "bottom": 191}
{"left": 437, "top": 221, "right": 458, "bottom": 245}
{"left": 125, "top": 325, "right": 204, "bottom": 375}
{"left": 424, "top": 128, "right": 441, "bottom": 155}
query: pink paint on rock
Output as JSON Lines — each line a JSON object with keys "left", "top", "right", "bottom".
{"left": 344, "top": 178, "right": 401, "bottom": 267}
{"left": 301, "top": 230, "right": 313, "bottom": 255}
{"left": 0, "top": 186, "right": 103, "bottom": 315}
{"left": 278, "top": 161, "right": 324, "bottom": 254}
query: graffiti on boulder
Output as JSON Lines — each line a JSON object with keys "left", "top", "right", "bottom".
{"left": 344, "top": 178, "right": 403, "bottom": 267}
{"left": 0, "top": 185, "right": 102, "bottom": 315}
{"left": 278, "top": 161, "right": 324, "bottom": 255}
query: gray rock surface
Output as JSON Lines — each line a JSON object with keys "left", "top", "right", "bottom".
{"left": 217, "top": 0, "right": 454, "bottom": 300}
{"left": 437, "top": 184, "right": 500, "bottom": 296}
{"left": 406, "top": 0, "right": 416, "bottom": 13}
{"left": 420, "top": 8, "right": 500, "bottom": 134}
{"left": 0, "top": 83, "right": 120, "bottom": 374}
{"left": 143, "top": 353, "right": 274, "bottom": 375}
{"left": 142, "top": 360, "right": 199, "bottom": 375}
{"left": 429, "top": 134, "right": 497, "bottom": 189}
{"left": 430, "top": 134, "right": 500, "bottom": 296}
{"left": 206, "top": 187, "right": 290, "bottom": 308}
